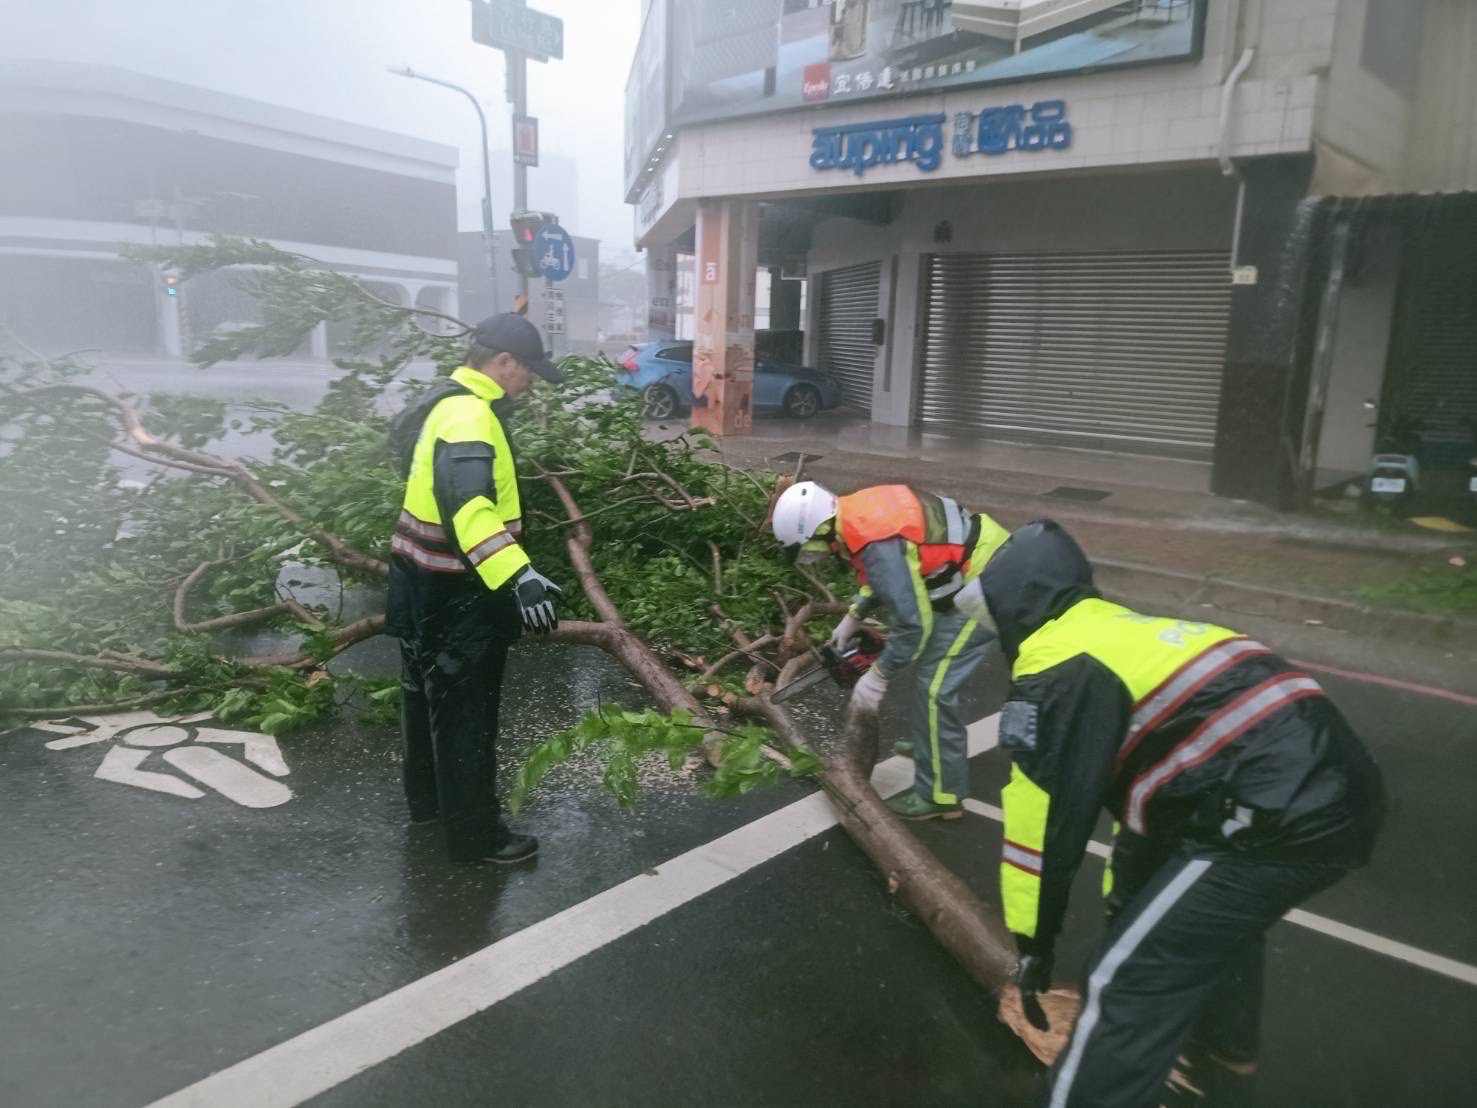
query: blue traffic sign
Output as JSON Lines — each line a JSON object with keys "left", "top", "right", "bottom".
{"left": 533, "top": 224, "right": 575, "bottom": 282}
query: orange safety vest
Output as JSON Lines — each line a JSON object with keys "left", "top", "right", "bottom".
{"left": 838, "top": 485, "right": 986, "bottom": 587}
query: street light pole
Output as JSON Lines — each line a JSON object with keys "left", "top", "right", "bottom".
{"left": 388, "top": 65, "right": 501, "bottom": 314}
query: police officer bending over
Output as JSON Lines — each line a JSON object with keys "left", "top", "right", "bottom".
{"left": 386, "top": 313, "right": 564, "bottom": 865}
{"left": 954, "top": 520, "right": 1382, "bottom": 1107}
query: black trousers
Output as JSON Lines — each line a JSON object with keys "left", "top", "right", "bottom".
{"left": 1043, "top": 834, "right": 1346, "bottom": 1108}
{"left": 399, "top": 592, "right": 520, "bottom": 862}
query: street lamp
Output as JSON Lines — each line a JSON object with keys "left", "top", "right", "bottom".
{"left": 388, "top": 64, "right": 500, "bottom": 314}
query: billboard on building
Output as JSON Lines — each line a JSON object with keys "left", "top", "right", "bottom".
{"left": 624, "top": 0, "right": 670, "bottom": 200}
{"left": 667, "top": 0, "right": 1206, "bottom": 127}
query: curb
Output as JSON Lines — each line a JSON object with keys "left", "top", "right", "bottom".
{"left": 1092, "top": 558, "right": 1477, "bottom": 647}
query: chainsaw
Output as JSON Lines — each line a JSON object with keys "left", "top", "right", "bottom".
{"left": 770, "top": 626, "right": 885, "bottom": 704}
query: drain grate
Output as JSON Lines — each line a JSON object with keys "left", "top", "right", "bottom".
{"left": 1043, "top": 486, "right": 1112, "bottom": 503}
{"left": 771, "top": 451, "right": 824, "bottom": 465}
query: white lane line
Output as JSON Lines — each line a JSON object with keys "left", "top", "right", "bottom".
{"left": 958, "top": 799, "right": 1477, "bottom": 988}
{"left": 148, "top": 724, "right": 1000, "bottom": 1108}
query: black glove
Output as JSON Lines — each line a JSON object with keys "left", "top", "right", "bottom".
{"left": 1014, "top": 934, "right": 1055, "bottom": 1031}
{"left": 513, "top": 566, "right": 562, "bottom": 634}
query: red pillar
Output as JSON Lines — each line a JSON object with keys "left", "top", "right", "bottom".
{"left": 692, "top": 198, "right": 758, "bottom": 437}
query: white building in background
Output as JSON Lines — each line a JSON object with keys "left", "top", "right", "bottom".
{"left": 0, "top": 59, "right": 460, "bottom": 361}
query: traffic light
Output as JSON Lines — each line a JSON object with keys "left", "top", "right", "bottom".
{"left": 509, "top": 210, "right": 557, "bottom": 278}
{"left": 163, "top": 273, "right": 180, "bottom": 298}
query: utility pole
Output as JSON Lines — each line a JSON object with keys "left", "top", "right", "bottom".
{"left": 507, "top": 47, "right": 529, "bottom": 300}
{"left": 388, "top": 65, "right": 500, "bottom": 315}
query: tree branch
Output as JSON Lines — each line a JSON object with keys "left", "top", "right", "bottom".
{"left": 243, "top": 614, "right": 386, "bottom": 670}
{"left": 0, "top": 646, "right": 179, "bottom": 679}
{"left": 4, "top": 384, "right": 388, "bottom": 577}
{"left": 174, "top": 559, "right": 324, "bottom": 634}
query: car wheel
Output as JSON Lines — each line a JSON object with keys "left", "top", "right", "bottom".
{"left": 643, "top": 382, "right": 679, "bottom": 420}
{"left": 783, "top": 384, "right": 821, "bottom": 419}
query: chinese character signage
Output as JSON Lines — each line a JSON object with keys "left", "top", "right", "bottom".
{"left": 664, "top": 0, "right": 1205, "bottom": 128}
{"left": 813, "top": 101, "right": 1071, "bottom": 178}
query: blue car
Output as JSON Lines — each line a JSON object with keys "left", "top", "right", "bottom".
{"left": 617, "top": 341, "right": 842, "bottom": 420}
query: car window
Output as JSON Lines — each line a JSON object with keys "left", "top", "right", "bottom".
{"left": 656, "top": 345, "right": 693, "bottom": 363}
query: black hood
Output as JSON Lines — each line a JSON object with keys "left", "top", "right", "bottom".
{"left": 981, "top": 520, "right": 1100, "bottom": 661}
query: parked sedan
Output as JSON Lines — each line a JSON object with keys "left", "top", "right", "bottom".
{"left": 617, "top": 341, "right": 842, "bottom": 420}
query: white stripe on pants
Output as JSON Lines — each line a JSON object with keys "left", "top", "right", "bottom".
{"left": 1048, "top": 859, "right": 1213, "bottom": 1108}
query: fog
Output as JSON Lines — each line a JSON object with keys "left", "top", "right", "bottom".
{"left": 3, "top": 0, "right": 641, "bottom": 246}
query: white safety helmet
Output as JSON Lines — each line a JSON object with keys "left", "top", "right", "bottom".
{"left": 771, "top": 481, "right": 839, "bottom": 553}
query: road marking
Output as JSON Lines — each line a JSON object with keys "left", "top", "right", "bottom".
{"left": 959, "top": 798, "right": 1477, "bottom": 988}
{"left": 148, "top": 724, "right": 1000, "bottom": 1108}
{"left": 95, "top": 746, "right": 205, "bottom": 799}
{"left": 1290, "top": 658, "right": 1477, "bottom": 708}
{"left": 163, "top": 746, "right": 293, "bottom": 809}
{"left": 147, "top": 710, "right": 1474, "bottom": 1107}
{"left": 35, "top": 712, "right": 293, "bottom": 807}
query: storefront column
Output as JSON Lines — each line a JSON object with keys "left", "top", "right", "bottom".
{"left": 646, "top": 244, "right": 678, "bottom": 340}
{"left": 1211, "top": 155, "right": 1317, "bottom": 507}
{"left": 692, "top": 198, "right": 758, "bottom": 437}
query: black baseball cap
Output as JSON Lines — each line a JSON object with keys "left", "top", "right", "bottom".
{"left": 472, "top": 313, "right": 563, "bottom": 383}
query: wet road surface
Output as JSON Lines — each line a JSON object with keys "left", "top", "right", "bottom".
{"left": 2, "top": 619, "right": 1474, "bottom": 1107}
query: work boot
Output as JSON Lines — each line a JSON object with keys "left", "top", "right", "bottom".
{"left": 886, "top": 791, "right": 963, "bottom": 821}
{"left": 482, "top": 832, "right": 539, "bottom": 865}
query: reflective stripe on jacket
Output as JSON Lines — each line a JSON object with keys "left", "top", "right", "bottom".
{"left": 983, "top": 522, "right": 1382, "bottom": 945}
{"left": 395, "top": 366, "right": 529, "bottom": 591}
{"left": 837, "top": 485, "right": 1008, "bottom": 677}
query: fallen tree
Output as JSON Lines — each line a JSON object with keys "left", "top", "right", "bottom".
{"left": 0, "top": 237, "right": 1074, "bottom": 1059}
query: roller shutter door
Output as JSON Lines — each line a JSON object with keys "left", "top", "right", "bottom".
{"left": 919, "top": 250, "right": 1232, "bottom": 458}
{"left": 816, "top": 261, "right": 880, "bottom": 414}
{"left": 1387, "top": 230, "right": 1477, "bottom": 466}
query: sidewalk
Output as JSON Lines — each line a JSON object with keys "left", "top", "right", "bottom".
{"left": 707, "top": 413, "right": 1477, "bottom": 639}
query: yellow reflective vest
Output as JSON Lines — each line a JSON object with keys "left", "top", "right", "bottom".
{"left": 391, "top": 366, "right": 530, "bottom": 593}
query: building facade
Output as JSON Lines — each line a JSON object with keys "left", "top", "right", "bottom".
{"left": 0, "top": 59, "right": 460, "bottom": 361}
{"left": 625, "top": 0, "right": 1477, "bottom": 506}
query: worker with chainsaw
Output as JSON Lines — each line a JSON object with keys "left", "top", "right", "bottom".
{"left": 770, "top": 481, "right": 1010, "bottom": 820}
{"left": 952, "top": 520, "right": 1382, "bottom": 1107}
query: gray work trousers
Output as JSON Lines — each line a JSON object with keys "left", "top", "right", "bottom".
{"left": 904, "top": 608, "right": 996, "bottom": 805}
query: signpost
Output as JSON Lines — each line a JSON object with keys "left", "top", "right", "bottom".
{"left": 533, "top": 223, "right": 575, "bottom": 282}
{"left": 513, "top": 114, "right": 539, "bottom": 167}
{"left": 544, "top": 287, "right": 565, "bottom": 335}
{"left": 470, "top": 0, "right": 564, "bottom": 297}
{"left": 471, "top": 0, "right": 564, "bottom": 60}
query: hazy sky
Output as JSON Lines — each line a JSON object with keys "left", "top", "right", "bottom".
{"left": 5, "top": 0, "right": 642, "bottom": 249}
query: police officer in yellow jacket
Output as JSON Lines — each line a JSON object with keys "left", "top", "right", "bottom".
{"left": 386, "top": 314, "right": 564, "bottom": 865}
{"left": 954, "top": 520, "right": 1382, "bottom": 1107}
{"left": 771, "top": 481, "right": 1010, "bottom": 820}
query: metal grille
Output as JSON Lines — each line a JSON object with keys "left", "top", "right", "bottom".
{"left": 1388, "top": 226, "right": 1477, "bottom": 466}
{"left": 817, "top": 261, "right": 881, "bottom": 414}
{"left": 919, "top": 250, "right": 1233, "bottom": 459}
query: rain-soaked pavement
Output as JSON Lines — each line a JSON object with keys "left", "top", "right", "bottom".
{"left": 3, "top": 614, "right": 1476, "bottom": 1107}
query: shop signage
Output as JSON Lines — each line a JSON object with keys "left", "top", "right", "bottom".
{"left": 952, "top": 100, "right": 1073, "bottom": 157}
{"left": 811, "top": 100, "right": 1072, "bottom": 178}
{"left": 810, "top": 114, "right": 946, "bottom": 177}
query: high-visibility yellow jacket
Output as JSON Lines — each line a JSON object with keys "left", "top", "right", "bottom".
{"left": 386, "top": 367, "right": 530, "bottom": 635}
{"left": 981, "top": 521, "right": 1382, "bottom": 949}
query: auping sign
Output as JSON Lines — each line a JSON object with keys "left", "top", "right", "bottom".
{"left": 811, "top": 100, "right": 1073, "bottom": 178}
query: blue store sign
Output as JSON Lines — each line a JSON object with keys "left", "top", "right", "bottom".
{"left": 811, "top": 100, "right": 1072, "bottom": 178}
